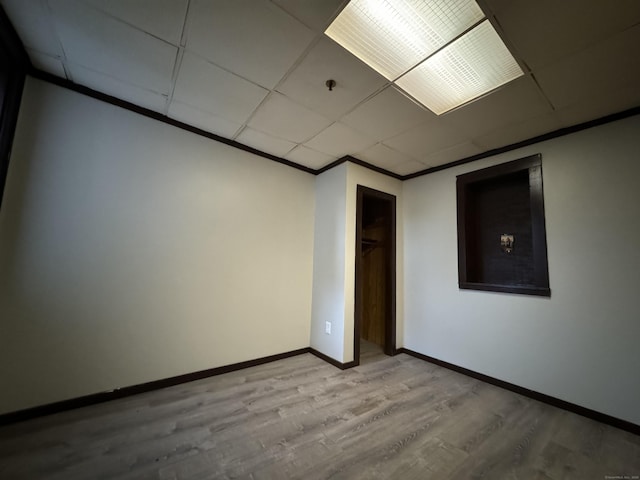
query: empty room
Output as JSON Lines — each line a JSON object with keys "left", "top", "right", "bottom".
{"left": 0, "top": 0, "right": 639, "bottom": 478}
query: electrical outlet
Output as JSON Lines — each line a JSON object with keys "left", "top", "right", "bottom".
{"left": 325, "top": 321, "right": 331, "bottom": 335}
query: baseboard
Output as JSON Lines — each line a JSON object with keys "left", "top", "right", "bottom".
{"left": 9, "top": 347, "right": 633, "bottom": 436}
{"left": 396, "top": 348, "right": 640, "bottom": 436}
{"left": 0, "top": 347, "right": 311, "bottom": 427}
{"left": 309, "top": 348, "right": 358, "bottom": 369}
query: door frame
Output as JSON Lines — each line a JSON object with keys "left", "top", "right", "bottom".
{"left": 354, "top": 185, "right": 397, "bottom": 362}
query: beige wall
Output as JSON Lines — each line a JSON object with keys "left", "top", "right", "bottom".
{"left": 0, "top": 78, "right": 315, "bottom": 414}
{"left": 309, "top": 162, "right": 403, "bottom": 364}
{"left": 3, "top": 76, "right": 639, "bottom": 427}
{"left": 403, "top": 115, "right": 640, "bottom": 425}
{"left": 343, "top": 163, "right": 403, "bottom": 362}
{"left": 310, "top": 163, "right": 347, "bottom": 361}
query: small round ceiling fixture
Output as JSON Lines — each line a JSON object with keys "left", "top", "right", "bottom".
{"left": 325, "top": 79, "right": 336, "bottom": 91}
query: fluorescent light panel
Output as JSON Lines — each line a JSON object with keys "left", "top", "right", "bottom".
{"left": 396, "top": 20, "right": 524, "bottom": 114}
{"left": 325, "top": 0, "right": 484, "bottom": 81}
{"left": 326, "top": 0, "right": 523, "bottom": 114}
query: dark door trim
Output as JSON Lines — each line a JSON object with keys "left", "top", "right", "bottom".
{"left": 354, "top": 185, "right": 397, "bottom": 363}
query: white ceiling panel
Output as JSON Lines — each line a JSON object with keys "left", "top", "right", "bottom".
{"left": 285, "top": 145, "right": 336, "bottom": 169}
{"left": 342, "top": 86, "right": 435, "bottom": 140}
{"left": 485, "top": 0, "right": 640, "bottom": 69}
{"left": 168, "top": 101, "right": 242, "bottom": 138}
{"left": 271, "top": 0, "right": 346, "bottom": 32}
{"left": 472, "top": 112, "right": 561, "bottom": 150}
{"left": 173, "top": 51, "right": 269, "bottom": 124}
{"left": 235, "top": 128, "right": 297, "bottom": 157}
{"left": 248, "top": 93, "right": 332, "bottom": 143}
{"left": 276, "top": 37, "right": 386, "bottom": 120}
{"left": 185, "top": 0, "right": 315, "bottom": 89}
{"left": 3, "top": 0, "right": 639, "bottom": 176}
{"left": 27, "top": 49, "right": 66, "bottom": 78}
{"left": 356, "top": 143, "right": 420, "bottom": 172}
{"left": 49, "top": 0, "right": 177, "bottom": 94}
{"left": 0, "top": 0, "right": 63, "bottom": 57}
{"left": 393, "top": 159, "right": 430, "bottom": 176}
{"left": 555, "top": 85, "right": 640, "bottom": 128}
{"left": 384, "top": 121, "right": 470, "bottom": 160}
{"left": 422, "top": 142, "right": 482, "bottom": 167}
{"left": 81, "top": 0, "right": 189, "bottom": 46}
{"left": 304, "top": 122, "right": 375, "bottom": 157}
{"left": 68, "top": 63, "right": 169, "bottom": 113}
{"left": 535, "top": 24, "right": 640, "bottom": 110}
{"left": 443, "top": 76, "right": 552, "bottom": 139}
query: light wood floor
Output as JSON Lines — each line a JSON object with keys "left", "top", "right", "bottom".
{"left": 1, "top": 346, "right": 639, "bottom": 479}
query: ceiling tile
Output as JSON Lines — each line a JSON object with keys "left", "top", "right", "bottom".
{"left": 443, "top": 76, "right": 552, "bottom": 139}
{"left": 271, "top": 0, "right": 346, "bottom": 32}
{"left": 341, "top": 86, "right": 436, "bottom": 140}
{"left": 355, "top": 143, "right": 419, "bottom": 172}
{"left": 472, "top": 112, "right": 562, "bottom": 150}
{"left": 173, "top": 51, "right": 269, "bottom": 124}
{"left": 49, "top": 0, "right": 177, "bottom": 94}
{"left": 82, "top": 0, "right": 189, "bottom": 45}
{"left": 1, "top": 0, "right": 63, "bottom": 57}
{"left": 486, "top": 0, "right": 640, "bottom": 69}
{"left": 383, "top": 121, "right": 469, "bottom": 160}
{"left": 555, "top": 85, "right": 640, "bottom": 128}
{"left": 422, "top": 142, "right": 483, "bottom": 167}
{"left": 248, "top": 93, "right": 332, "bottom": 143}
{"left": 168, "top": 101, "right": 242, "bottom": 138}
{"left": 535, "top": 24, "right": 640, "bottom": 111}
{"left": 27, "top": 49, "right": 66, "bottom": 78}
{"left": 185, "top": 0, "right": 315, "bottom": 89}
{"left": 394, "top": 159, "right": 430, "bottom": 176}
{"left": 69, "top": 63, "right": 169, "bottom": 113}
{"left": 304, "top": 122, "right": 375, "bottom": 157}
{"left": 3, "top": 0, "right": 638, "bottom": 181}
{"left": 285, "top": 145, "right": 336, "bottom": 170}
{"left": 276, "top": 36, "right": 386, "bottom": 120}
{"left": 235, "top": 128, "right": 297, "bottom": 157}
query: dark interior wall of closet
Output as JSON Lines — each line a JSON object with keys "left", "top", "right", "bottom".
{"left": 361, "top": 195, "right": 391, "bottom": 347}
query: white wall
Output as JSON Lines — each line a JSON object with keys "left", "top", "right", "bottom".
{"left": 310, "top": 162, "right": 403, "bottom": 364}
{"left": 343, "top": 163, "right": 403, "bottom": 362}
{"left": 0, "top": 78, "right": 315, "bottom": 414}
{"left": 403, "top": 115, "right": 640, "bottom": 425}
{"left": 310, "top": 164, "right": 347, "bottom": 361}
{"left": 4, "top": 78, "right": 637, "bottom": 426}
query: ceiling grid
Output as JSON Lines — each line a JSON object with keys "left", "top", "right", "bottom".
{"left": 1, "top": 0, "right": 639, "bottom": 175}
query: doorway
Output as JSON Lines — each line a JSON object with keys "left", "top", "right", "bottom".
{"left": 355, "top": 186, "right": 396, "bottom": 364}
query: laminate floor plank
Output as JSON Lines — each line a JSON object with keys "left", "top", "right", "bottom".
{"left": 1, "top": 350, "right": 638, "bottom": 480}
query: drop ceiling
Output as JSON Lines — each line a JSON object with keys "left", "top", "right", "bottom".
{"left": 2, "top": 0, "right": 640, "bottom": 176}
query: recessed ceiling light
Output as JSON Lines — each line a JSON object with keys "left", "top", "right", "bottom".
{"left": 325, "top": 0, "right": 484, "bottom": 81}
{"left": 396, "top": 19, "right": 524, "bottom": 114}
{"left": 325, "top": 0, "right": 523, "bottom": 115}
